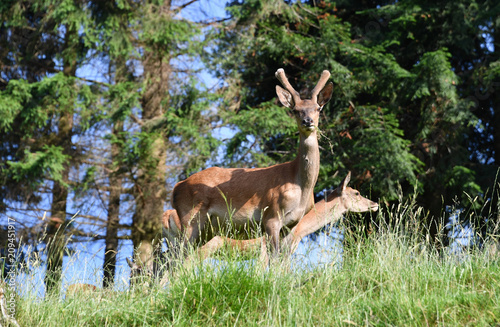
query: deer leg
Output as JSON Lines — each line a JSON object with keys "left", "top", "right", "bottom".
{"left": 181, "top": 235, "right": 225, "bottom": 270}
{"left": 178, "top": 204, "right": 209, "bottom": 251}
{"left": 195, "top": 236, "right": 225, "bottom": 260}
{"left": 280, "top": 216, "right": 327, "bottom": 255}
{"left": 226, "top": 237, "right": 269, "bottom": 269}
{"left": 258, "top": 237, "right": 270, "bottom": 269}
{"left": 265, "top": 218, "right": 282, "bottom": 254}
{"left": 189, "top": 236, "right": 267, "bottom": 261}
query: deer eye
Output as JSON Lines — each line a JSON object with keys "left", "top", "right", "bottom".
{"left": 355, "top": 192, "right": 360, "bottom": 196}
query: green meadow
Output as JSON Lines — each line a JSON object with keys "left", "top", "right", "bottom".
{"left": 10, "top": 206, "right": 500, "bottom": 327}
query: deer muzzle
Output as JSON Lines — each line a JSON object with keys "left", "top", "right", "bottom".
{"left": 302, "top": 117, "right": 315, "bottom": 130}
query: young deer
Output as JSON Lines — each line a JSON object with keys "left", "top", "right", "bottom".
{"left": 172, "top": 69, "right": 333, "bottom": 253}
{"left": 281, "top": 171, "right": 379, "bottom": 254}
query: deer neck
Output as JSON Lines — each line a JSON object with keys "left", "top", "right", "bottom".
{"left": 295, "top": 130, "right": 320, "bottom": 199}
{"left": 319, "top": 197, "right": 346, "bottom": 224}
{"left": 283, "top": 196, "right": 345, "bottom": 253}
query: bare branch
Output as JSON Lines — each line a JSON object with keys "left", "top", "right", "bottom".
{"left": 76, "top": 76, "right": 110, "bottom": 87}
{"left": 173, "top": 0, "right": 199, "bottom": 14}
{"left": 130, "top": 113, "right": 144, "bottom": 126}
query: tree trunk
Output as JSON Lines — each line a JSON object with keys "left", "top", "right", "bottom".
{"left": 103, "top": 121, "right": 123, "bottom": 288}
{"left": 131, "top": 9, "right": 171, "bottom": 268}
{"left": 44, "top": 107, "right": 73, "bottom": 293}
{"left": 44, "top": 164, "right": 70, "bottom": 293}
{"left": 102, "top": 56, "right": 130, "bottom": 288}
{"left": 44, "top": 24, "right": 77, "bottom": 294}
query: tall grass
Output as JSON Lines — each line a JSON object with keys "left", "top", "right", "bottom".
{"left": 8, "top": 203, "right": 500, "bottom": 327}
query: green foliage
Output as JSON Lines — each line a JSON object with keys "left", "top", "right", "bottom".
{"left": 334, "top": 106, "right": 423, "bottom": 199}
{"left": 5, "top": 145, "right": 69, "bottom": 188}
{"left": 141, "top": 13, "right": 199, "bottom": 55}
{"left": 0, "top": 72, "right": 99, "bottom": 210}
{"left": 411, "top": 50, "right": 457, "bottom": 101}
{"left": 107, "top": 82, "right": 140, "bottom": 123}
{"left": 0, "top": 80, "right": 31, "bottom": 131}
{"left": 223, "top": 101, "right": 297, "bottom": 166}
{"left": 0, "top": 73, "right": 96, "bottom": 135}
{"left": 445, "top": 166, "right": 483, "bottom": 210}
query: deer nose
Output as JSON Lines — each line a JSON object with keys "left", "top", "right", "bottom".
{"left": 302, "top": 117, "right": 313, "bottom": 127}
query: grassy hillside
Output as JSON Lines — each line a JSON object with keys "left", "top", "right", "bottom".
{"left": 8, "top": 212, "right": 500, "bottom": 326}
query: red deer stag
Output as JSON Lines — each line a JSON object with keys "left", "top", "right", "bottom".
{"left": 172, "top": 69, "right": 333, "bottom": 254}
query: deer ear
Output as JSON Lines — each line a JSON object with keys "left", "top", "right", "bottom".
{"left": 126, "top": 257, "right": 138, "bottom": 269}
{"left": 276, "top": 85, "right": 294, "bottom": 108}
{"left": 340, "top": 171, "right": 351, "bottom": 192}
{"left": 317, "top": 82, "right": 333, "bottom": 108}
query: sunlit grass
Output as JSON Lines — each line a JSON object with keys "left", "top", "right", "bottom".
{"left": 8, "top": 204, "right": 500, "bottom": 326}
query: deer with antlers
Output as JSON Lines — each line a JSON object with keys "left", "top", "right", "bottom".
{"left": 171, "top": 68, "right": 333, "bottom": 255}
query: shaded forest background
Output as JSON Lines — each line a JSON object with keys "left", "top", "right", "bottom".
{"left": 1, "top": 0, "right": 499, "bottom": 292}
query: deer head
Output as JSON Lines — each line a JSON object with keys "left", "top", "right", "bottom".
{"left": 331, "top": 171, "right": 379, "bottom": 213}
{"left": 126, "top": 257, "right": 146, "bottom": 280}
{"left": 275, "top": 69, "right": 333, "bottom": 135}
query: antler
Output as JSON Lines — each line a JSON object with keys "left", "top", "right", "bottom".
{"left": 275, "top": 68, "right": 302, "bottom": 104}
{"left": 310, "top": 70, "right": 331, "bottom": 101}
